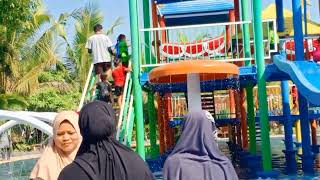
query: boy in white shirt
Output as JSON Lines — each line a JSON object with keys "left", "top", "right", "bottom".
{"left": 85, "top": 24, "right": 114, "bottom": 81}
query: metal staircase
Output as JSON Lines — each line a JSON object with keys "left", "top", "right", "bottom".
{"left": 78, "top": 63, "right": 135, "bottom": 147}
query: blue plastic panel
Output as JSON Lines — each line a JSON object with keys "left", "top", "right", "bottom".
{"left": 157, "top": 0, "right": 234, "bottom": 16}
{"left": 273, "top": 54, "right": 320, "bottom": 106}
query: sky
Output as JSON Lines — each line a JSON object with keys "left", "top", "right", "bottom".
{"left": 43, "top": 0, "right": 320, "bottom": 49}
{"left": 44, "top": 0, "right": 131, "bottom": 42}
{"left": 261, "top": 0, "right": 320, "bottom": 23}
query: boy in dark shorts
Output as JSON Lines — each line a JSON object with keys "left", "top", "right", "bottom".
{"left": 112, "top": 60, "right": 131, "bottom": 107}
{"left": 92, "top": 72, "right": 113, "bottom": 104}
{"left": 85, "top": 24, "right": 114, "bottom": 82}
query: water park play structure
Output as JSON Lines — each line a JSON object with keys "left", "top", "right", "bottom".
{"left": 132, "top": 0, "right": 320, "bottom": 177}
{"left": 81, "top": 0, "right": 320, "bottom": 177}
{"left": 2, "top": 0, "right": 320, "bottom": 178}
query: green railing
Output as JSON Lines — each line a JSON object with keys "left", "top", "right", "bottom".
{"left": 78, "top": 62, "right": 135, "bottom": 146}
{"left": 124, "top": 95, "right": 135, "bottom": 147}
{"left": 78, "top": 64, "right": 95, "bottom": 110}
{"left": 118, "top": 78, "right": 132, "bottom": 141}
{"left": 115, "top": 68, "right": 136, "bottom": 147}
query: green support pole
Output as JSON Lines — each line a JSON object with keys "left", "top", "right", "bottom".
{"left": 147, "top": 91, "right": 159, "bottom": 158}
{"left": 241, "top": 0, "right": 256, "bottom": 154}
{"left": 142, "top": 0, "right": 151, "bottom": 71}
{"left": 241, "top": 0, "right": 251, "bottom": 67}
{"left": 252, "top": 0, "right": 272, "bottom": 170}
{"left": 129, "top": 0, "right": 146, "bottom": 159}
{"left": 247, "top": 87, "right": 256, "bottom": 153}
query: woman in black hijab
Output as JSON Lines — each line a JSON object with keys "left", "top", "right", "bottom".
{"left": 163, "top": 110, "right": 238, "bottom": 180}
{"left": 58, "top": 101, "right": 154, "bottom": 180}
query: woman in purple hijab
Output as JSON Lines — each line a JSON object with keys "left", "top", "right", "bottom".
{"left": 163, "top": 110, "right": 238, "bottom": 180}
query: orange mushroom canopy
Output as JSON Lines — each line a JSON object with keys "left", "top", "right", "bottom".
{"left": 149, "top": 60, "right": 239, "bottom": 84}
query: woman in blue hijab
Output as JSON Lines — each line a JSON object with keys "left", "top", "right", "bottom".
{"left": 163, "top": 110, "right": 238, "bottom": 180}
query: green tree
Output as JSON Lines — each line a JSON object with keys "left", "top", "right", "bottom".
{"left": 28, "top": 88, "right": 81, "bottom": 112}
{"left": 0, "top": 0, "right": 79, "bottom": 94}
{"left": 28, "top": 62, "right": 80, "bottom": 112}
{"left": 0, "top": 0, "right": 38, "bottom": 36}
{"left": 0, "top": 94, "right": 28, "bottom": 110}
{"left": 0, "top": 1, "right": 78, "bottom": 110}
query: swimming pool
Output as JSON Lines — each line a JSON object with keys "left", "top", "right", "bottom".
{"left": 1, "top": 137, "right": 320, "bottom": 179}
{"left": 0, "top": 158, "right": 36, "bottom": 180}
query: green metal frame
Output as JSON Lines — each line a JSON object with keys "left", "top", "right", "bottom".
{"left": 252, "top": 0, "right": 272, "bottom": 170}
{"left": 147, "top": 91, "right": 159, "bottom": 157}
{"left": 119, "top": 79, "right": 133, "bottom": 141}
{"left": 129, "top": 0, "right": 146, "bottom": 159}
{"left": 241, "top": 0, "right": 256, "bottom": 154}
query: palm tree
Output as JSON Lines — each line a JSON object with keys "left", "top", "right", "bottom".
{"left": 0, "top": 1, "right": 78, "bottom": 110}
{"left": 0, "top": 2, "right": 69, "bottom": 95}
{"left": 0, "top": 94, "right": 28, "bottom": 110}
{"left": 67, "top": 2, "right": 122, "bottom": 88}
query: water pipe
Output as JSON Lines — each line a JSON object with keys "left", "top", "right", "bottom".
{"left": 276, "top": 0, "right": 285, "bottom": 32}
{"left": 129, "top": 0, "right": 146, "bottom": 159}
{"left": 241, "top": 0, "right": 256, "bottom": 154}
{"left": 292, "top": 0, "right": 313, "bottom": 173}
{"left": 281, "top": 81, "right": 297, "bottom": 174}
{"left": 253, "top": 0, "right": 272, "bottom": 170}
{"left": 142, "top": 0, "right": 152, "bottom": 69}
{"left": 151, "top": 1, "right": 161, "bottom": 62}
{"left": 147, "top": 91, "right": 159, "bottom": 157}
{"left": 240, "top": 89, "right": 248, "bottom": 150}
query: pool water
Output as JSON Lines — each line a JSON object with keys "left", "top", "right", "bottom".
{"left": 1, "top": 137, "right": 320, "bottom": 179}
{"left": 0, "top": 158, "right": 36, "bottom": 180}
{"left": 150, "top": 137, "right": 320, "bottom": 179}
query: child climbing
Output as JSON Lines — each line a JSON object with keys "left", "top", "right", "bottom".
{"left": 92, "top": 72, "right": 113, "bottom": 104}
{"left": 115, "top": 34, "right": 130, "bottom": 68}
{"left": 112, "top": 60, "right": 131, "bottom": 108}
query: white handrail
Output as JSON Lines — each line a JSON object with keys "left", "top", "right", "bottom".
{"left": 124, "top": 94, "right": 134, "bottom": 145}
{"left": 116, "top": 62, "right": 132, "bottom": 140}
{"left": 78, "top": 63, "right": 94, "bottom": 111}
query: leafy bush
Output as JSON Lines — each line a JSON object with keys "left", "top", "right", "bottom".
{"left": 38, "top": 62, "right": 74, "bottom": 83}
{"left": 14, "top": 142, "right": 32, "bottom": 152}
{"left": 27, "top": 88, "right": 81, "bottom": 112}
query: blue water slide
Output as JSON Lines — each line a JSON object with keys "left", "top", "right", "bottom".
{"left": 273, "top": 54, "right": 320, "bottom": 106}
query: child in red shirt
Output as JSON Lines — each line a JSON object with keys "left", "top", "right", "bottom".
{"left": 112, "top": 61, "right": 131, "bottom": 107}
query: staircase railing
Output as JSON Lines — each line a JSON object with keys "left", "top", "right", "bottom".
{"left": 116, "top": 69, "right": 133, "bottom": 140}
{"left": 78, "top": 62, "right": 135, "bottom": 146}
{"left": 124, "top": 95, "right": 135, "bottom": 146}
{"left": 78, "top": 64, "right": 95, "bottom": 111}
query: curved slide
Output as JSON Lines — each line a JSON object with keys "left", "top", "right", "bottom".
{"left": 273, "top": 54, "right": 320, "bottom": 106}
